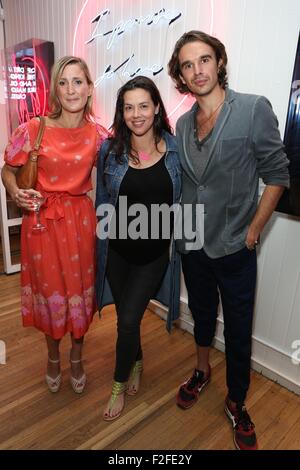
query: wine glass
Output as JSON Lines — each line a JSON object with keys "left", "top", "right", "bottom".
{"left": 30, "top": 195, "right": 46, "bottom": 231}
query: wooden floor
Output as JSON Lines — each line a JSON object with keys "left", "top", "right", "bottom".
{"left": 0, "top": 269, "right": 300, "bottom": 450}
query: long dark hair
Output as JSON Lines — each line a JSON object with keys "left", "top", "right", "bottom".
{"left": 168, "top": 30, "right": 228, "bottom": 94}
{"left": 107, "top": 76, "right": 172, "bottom": 164}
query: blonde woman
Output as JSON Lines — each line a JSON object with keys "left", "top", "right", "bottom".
{"left": 1, "top": 56, "right": 108, "bottom": 393}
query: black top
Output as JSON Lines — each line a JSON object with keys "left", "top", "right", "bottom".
{"left": 109, "top": 155, "right": 173, "bottom": 265}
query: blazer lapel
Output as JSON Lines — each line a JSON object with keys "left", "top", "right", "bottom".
{"left": 182, "top": 113, "right": 199, "bottom": 186}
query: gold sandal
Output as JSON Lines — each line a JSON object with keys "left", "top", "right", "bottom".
{"left": 45, "top": 357, "right": 62, "bottom": 393}
{"left": 103, "top": 381, "right": 127, "bottom": 421}
{"left": 126, "top": 359, "right": 143, "bottom": 396}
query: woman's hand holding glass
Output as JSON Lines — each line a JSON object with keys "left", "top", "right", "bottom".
{"left": 13, "top": 188, "right": 42, "bottom": 211}
{"left": 14, "top": 189, "right": 46, "bottom": 231}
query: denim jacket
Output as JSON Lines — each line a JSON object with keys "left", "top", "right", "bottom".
{"left": 95, "top": 131, "right": 182, "bottom": 331}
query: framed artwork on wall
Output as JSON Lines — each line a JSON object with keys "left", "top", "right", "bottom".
{"left": 4, "top": 38, "right": 54, "bottom": 134}
{"left": 277, "top": 32, "right": 300, "bottom": 217}
{"left": 0, "top": 39, "right": 54, "bottom": 274}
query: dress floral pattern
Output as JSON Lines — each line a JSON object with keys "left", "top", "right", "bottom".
{"left": 5, "top": 118, "right": 108, "bottom": 339}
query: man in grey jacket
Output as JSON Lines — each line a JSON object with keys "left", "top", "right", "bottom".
{"left": 168, "top": 30, "right": 289, "bottom": 450}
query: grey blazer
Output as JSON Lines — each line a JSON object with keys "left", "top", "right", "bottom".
{"left": 176, "top": 88, "right": 290, "bottom": 258}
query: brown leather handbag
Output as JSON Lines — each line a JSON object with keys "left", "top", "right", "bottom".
{"left": 16, "top": 116, "right": 46, "bottom": 189}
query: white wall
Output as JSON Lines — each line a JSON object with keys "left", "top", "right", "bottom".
{"left": 1, "top": 0, "right": 300, "bottom": 392}
{"left": 2, "top": 0, "right": 299, "bottom": 132}
{"left": 0, "top": 3, "right": 8, "bottom": 153}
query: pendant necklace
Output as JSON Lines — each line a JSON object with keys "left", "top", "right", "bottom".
{"left": 134, "top": 139, "right": 162, "bottom": 162}
{"left": 196, "top": 96, "right": 225, "bottom": 144}
{"left": 137, "top": 146, "right": 157, "bottom": 161}
{"left": 139, "top": 151, "right": 151, "bottom": 161}
{"left": 198, "top": 98, "right": 225, "bottom": 128}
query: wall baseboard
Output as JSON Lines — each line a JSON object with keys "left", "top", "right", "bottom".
{"left": 149, "top": 301, "right": 300, "bottom": 396}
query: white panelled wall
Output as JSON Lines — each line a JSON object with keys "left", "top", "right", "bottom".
{"left": 1, "top": 0, "right": 300, "bottom": 393}
{"left": 0, "top": 3, "right": 8, "bottom": 152}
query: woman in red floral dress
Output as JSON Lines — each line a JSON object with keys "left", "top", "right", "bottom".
{"left": 1, "top": 56, "right": 108, "bottom": 393}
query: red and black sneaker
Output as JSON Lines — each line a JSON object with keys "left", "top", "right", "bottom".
{"left": 225, "top": 396, "right": 258, "bottom": 450}
{"left": 176, "top": 366, "right": 211, "bottom": 409}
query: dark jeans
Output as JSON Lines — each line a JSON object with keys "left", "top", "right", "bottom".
{"left": 106, "top": 246, "right": 169, "bottom": 382}
{"left": 181, "top": 247, "right": 257, "bottom": 403}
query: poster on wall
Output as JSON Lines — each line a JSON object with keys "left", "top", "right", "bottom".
{"left": 4, "top": 38, "right": 54, "bottom": 133}
{"left": 277, "top": 32, "right": 300, "bottom": 217}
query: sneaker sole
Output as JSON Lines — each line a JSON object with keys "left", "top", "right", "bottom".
{"left": 176, "top": 378, "right": 210, "bottom": 410}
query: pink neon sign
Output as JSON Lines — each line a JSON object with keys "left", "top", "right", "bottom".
{"left": 72, "top": 0, "right": 215, "bottom": 125}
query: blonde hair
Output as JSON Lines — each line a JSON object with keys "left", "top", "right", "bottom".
{"left": 48, "top": 56, "right": 94, "bottom": 120}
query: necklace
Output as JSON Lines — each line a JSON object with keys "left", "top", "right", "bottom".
{"left": 198, "top": 99, "right": 225, "bottom": 128}
{"left": 139, "top": 151, "right": 151, "bottom": 161}
{"left": 135, "top": 146, "right": 157, "bottom": 161}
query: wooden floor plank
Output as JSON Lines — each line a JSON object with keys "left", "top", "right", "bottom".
{"left": 0, "top": 269, "right": 299, "bottom": 450}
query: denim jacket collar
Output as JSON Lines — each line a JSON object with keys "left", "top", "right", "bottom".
{"left": 109, "top": 130, "right": 177, "bottom": 159}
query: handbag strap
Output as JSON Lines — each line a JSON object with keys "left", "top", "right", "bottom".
{"left": 30, "top": 116, "right": 46, "bottom": 162}
{"left": 32, "top": 116, "right": 46, "bottom": 152}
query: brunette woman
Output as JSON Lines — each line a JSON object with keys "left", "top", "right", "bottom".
{"left": 95, "top": 76, "right": 181, "bottom": 420}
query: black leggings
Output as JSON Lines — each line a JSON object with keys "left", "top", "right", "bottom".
{"left": 106, "top": 246, "right": 169, "bottom": 382}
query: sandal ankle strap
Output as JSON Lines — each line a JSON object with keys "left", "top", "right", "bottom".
{"left": 48, "top": 357, "right": 60, "bottom": 363}
{"left": 132, "top": 359, "right": 143, "bottom": 373}
{"left": 127, "top": 360, "right": 143, "bottom": 387}
{"left": 111, "top": 380, "right": 127, "bottom": 397}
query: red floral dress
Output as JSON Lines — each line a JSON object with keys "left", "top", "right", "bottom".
{"left": 4, "top": 118, "right": 108, "bottom": 339}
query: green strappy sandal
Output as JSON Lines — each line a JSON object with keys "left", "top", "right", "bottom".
{"left": 126, "top": 359, "right": 143, "bottom": 396}
{"left": 103, "top": 380, "right": 127, "bottom": 421}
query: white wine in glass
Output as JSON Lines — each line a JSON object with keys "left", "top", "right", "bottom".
{"left": 31, "top": 195, "right": 46, "bottom": 231}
